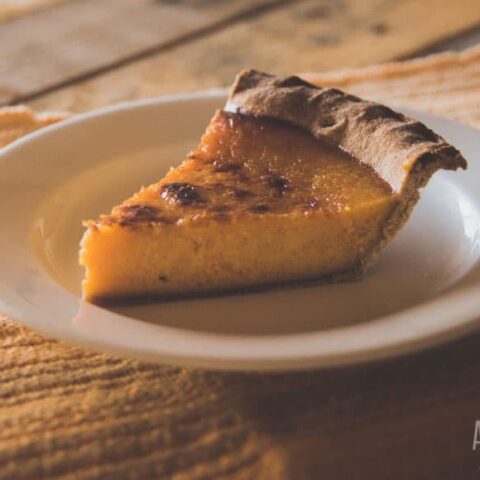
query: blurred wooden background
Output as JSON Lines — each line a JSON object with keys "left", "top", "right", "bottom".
{"left": 0, "top": 0, "right": 478, "bottom": 112}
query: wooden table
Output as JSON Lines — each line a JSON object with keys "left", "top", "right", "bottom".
{"left": 0, "top": 0, "right": 478, "bottom": 111}
{"left": 2, "top": 1, "right": 480, "bottom": 479}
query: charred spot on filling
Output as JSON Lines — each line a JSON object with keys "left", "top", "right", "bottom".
{"left": 250, "top": 204, "right": 270, "bottom": 214}
{"left": 161, "top": 182, "right": 203, "bottom": 206}
{"left": 267, "top": 175, "right": 290, "bottom": 195}
{"left": 118, "top": 204, "right": 160, "bottom": 223}
{"left": 233, "top": 188, "right": 252, "bottom": 200}
{"left": 209, "top": 204, "right": 231, "bottom": 213}
{"left": 207, "top": 203, "right": 232, "bottom": 221}
{"left": 158, "top": 274, "right": 168, "bottom": 282}
{"left": 212, "top": 159, "right": 242, "bottom": 172}
{"left": 210, "top": 182, "right": 227, "bottom": 193}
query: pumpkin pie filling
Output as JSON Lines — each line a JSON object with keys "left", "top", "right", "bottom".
{"left": 79, "top": 70, "right": 466, "bottom": 304}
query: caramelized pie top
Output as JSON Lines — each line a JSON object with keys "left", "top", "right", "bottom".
{"left": 99, "top": 110, "right": 392, "bottom": 229}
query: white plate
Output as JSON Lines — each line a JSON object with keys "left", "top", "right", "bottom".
{"left": 0, "top": 92, "right": 479, "bottom": 371}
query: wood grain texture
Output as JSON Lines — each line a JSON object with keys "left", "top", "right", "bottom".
{"left": 0, "top": 0, "right": 288, "bottom": 105}
{"left": 303, "top": 46, "right": 480, "bottom": 127}
{"left": 0, "top": 0, "right": 69, "bottom": 22}
{"left": 23, "top": 0, "right": 480, "bottom": 112}
{"left": 1, "top": 315, "right": 480, "bottom": 479}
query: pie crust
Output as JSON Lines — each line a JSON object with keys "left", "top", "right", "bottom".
{"left": 225, "top": 69, "right": 467, "bottom": 274}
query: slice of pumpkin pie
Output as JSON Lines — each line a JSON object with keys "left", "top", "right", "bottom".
{"left": 80, "top": 70, "right": 466, "bottom": 304}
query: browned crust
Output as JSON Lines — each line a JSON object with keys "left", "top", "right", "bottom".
{"left": 357, "top": 153, "right": 451, "bottom": 275}
{"left": 222, "top": 70, "right": 468, "bottom": 288}
{"left": 226, "top": 69, "right": 466, "bottom": 193}
{"left": 86, "top": 268, "right": 364, "bottom": 307}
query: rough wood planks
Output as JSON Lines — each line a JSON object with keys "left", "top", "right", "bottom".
{"left": 26, "top": 0, "right": 480, "bottom": 113}
{"left": 1, "top": 315, "right": 480, "bottom": 479}
{"left": 0, "top": 0, "right": 69, "bottom": 22}
{"left": 302, "top": 47, "right": 480, "bottom": 127}
{"left": 0, "top": 0, "right": 289, "bottom": 105}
